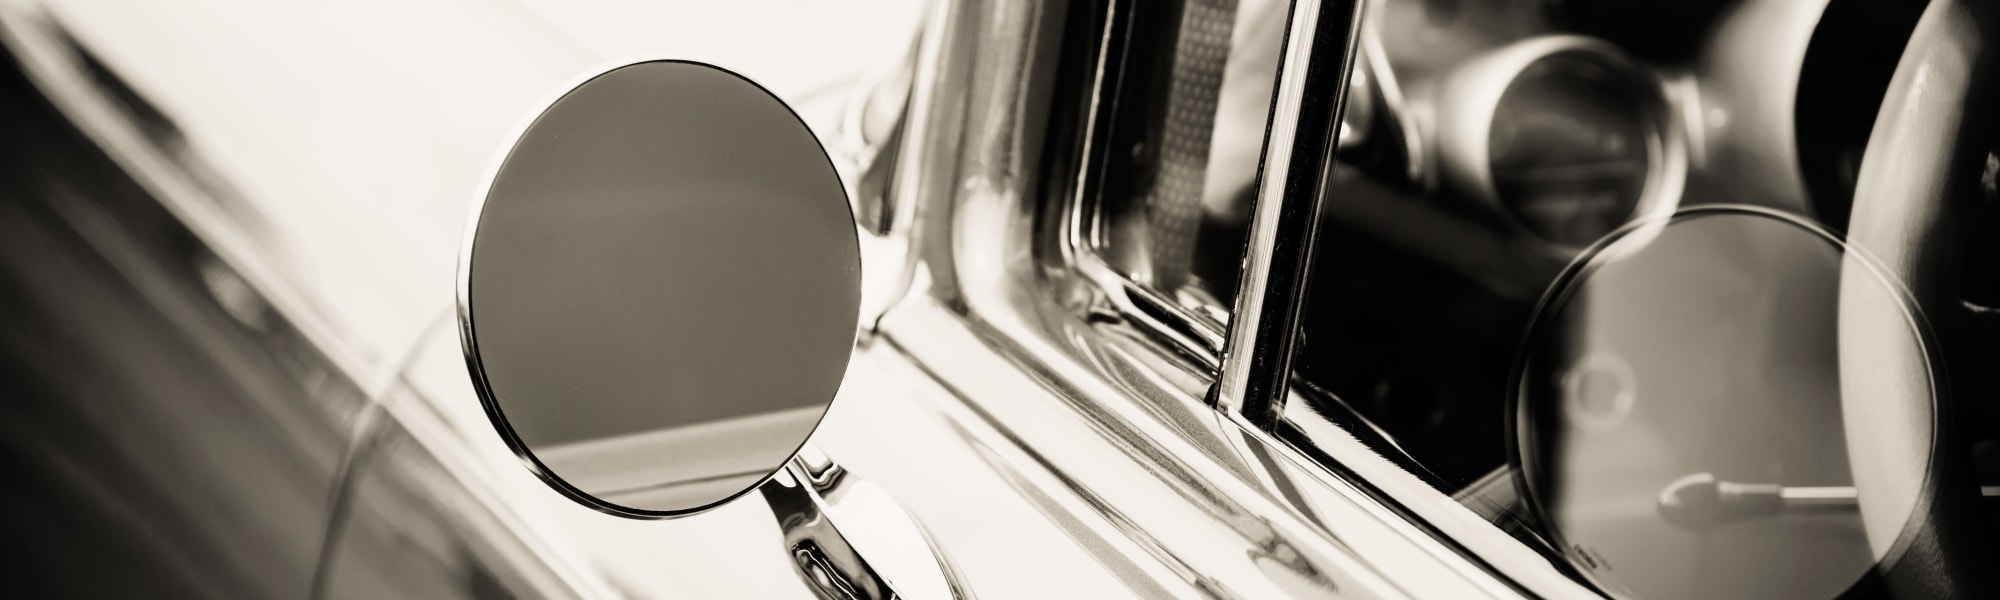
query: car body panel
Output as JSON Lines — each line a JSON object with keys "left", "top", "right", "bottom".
{"left": 0, "top": 48, "right": 361, "bottom": 596}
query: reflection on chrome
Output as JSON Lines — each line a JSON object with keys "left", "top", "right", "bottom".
{"left": 760, "top": 445, "right": 962, "bottom": 600}
{"left": 3, "top": 0, "right": 1998, "bottom": 597}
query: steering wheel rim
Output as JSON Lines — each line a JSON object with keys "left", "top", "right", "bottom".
{"left": 1841, "top": 0, "right": 1999, "bottom": 596}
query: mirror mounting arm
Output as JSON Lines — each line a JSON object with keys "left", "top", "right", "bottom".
{"left": 759, "top": 443, "right": 960, "bottom": 600}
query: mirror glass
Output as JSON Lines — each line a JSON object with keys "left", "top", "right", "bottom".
{"left": 1511, "top": 207, "right": 1932, "bottom": 599}
{"left": 461, "top": 60, "right": 862, "bottom": 517}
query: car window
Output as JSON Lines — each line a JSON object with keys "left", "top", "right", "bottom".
{"left": 1278, "top": 1, "right": 1939, "bottom": 598}
{"left": 1084, "top": 0, "right": 1289, "bottom": 320}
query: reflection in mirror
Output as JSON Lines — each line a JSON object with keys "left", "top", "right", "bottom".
{"left": 1243, "top": 0, "right": 2000, "bottom": 596}
{"left": 1514, "top": 207, "right": 1930, "bottom": 599}
{"left": 460, "top": 60, "right": 862, "bottom": 517}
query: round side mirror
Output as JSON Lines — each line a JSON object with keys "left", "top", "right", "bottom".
{"left": 459, "top": 59, "right": 862, "bottom": 518}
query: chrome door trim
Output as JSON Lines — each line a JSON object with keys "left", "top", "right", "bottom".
{"left": 1212, "top": 0, "right": 1365, "bottom": 426}
{"left": 885, "top": 297, "right": 1419, "bottom": 597}
{"left": 1053, "top": 0, "right": 1229, "bottom": 371}
{"left": 875, "top": 0, "right": 1579, "bottom": 595}
{"left": 1065, "top": 247, "right": 1229, "bottom": 372}
{"left": 859, "top": 0, "right": 963, "bottom": 335}
{"left": 1274, "top": 398, "right": 1599, "bottom": 598}
{"left": 1199, "top": 2, "right": 1601, "bottom": 595}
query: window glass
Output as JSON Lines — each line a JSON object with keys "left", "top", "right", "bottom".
{"left": 1282, "top": 1, "right": 1960, "bottom": 599}
{"left": 1088, "top": 0, "right": 1289, "bottom": 315}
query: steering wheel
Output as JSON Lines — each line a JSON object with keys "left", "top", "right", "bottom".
{"left": 1841, "top": 0, "right": 1998, "bottom": 596}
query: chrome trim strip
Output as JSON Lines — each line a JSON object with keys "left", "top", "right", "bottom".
{"left": 1070, "top": 252, "right": 1227, "bottom": 369}
{"left": 884, "top": 0, "right": 1563, "bottom": 595}
{"left": 886, "top": 297, "right": 1414, "bottom": 597}
{"left": 1279, "top": 398, "right": 1596, "bottom": 598}
{"left": 860, "top": 0, "right": 963, "bottom": 334}
{"left": 1214, "top": 0, "right": 1366, "bottom": 425}
{"left": 1055, "top": 0, "right": 1227, "bottom": 372}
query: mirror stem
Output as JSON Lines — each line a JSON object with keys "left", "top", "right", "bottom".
{"left": 759, "top": 444, "right": 959, "bottom": 599}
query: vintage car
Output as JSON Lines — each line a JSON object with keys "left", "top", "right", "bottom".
{"left": 1, "top": 0, "right": 1994, "bottom": 597}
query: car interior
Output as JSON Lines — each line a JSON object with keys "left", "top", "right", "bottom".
{"left": 1081, "top": 0, "right": 1997, "bottom": 597}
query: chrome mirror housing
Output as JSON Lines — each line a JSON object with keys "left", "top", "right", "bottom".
{"left": 458, "top": 59, "right": 862, "bottom": 518}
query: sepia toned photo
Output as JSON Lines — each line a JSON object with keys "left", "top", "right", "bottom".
{"left": 1, "top": 0, "right": 1994, "bottom": 597}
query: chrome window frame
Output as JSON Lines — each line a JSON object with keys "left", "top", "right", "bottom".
{"left": 1053, "top": 0, "right": 1228, "bottom": 374}
{"left": 981, "top": 0, "right": 1606, "bottom": 595}
{"left": 1209, "top": 0, "right": 1361, "bottom": 426}
{"left": 1206, "top": 1, "right": 1607, "bottom": 595}
{"left": 867, "top": 0, "right": 1600, "bottom": 596}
